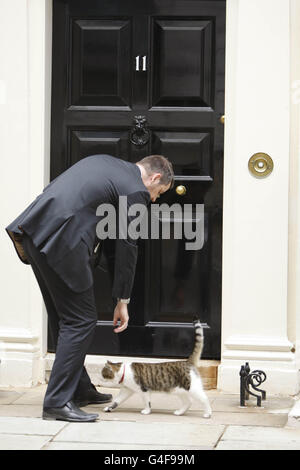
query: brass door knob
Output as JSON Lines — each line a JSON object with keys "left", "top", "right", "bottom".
{"left": 220, "top": 115, "right": 225, "bottom": 124}
{"left": 176, "top": 185, "right": 186, "bottom": 196}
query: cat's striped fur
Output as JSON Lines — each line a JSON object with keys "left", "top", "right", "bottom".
{"left": 99, "top": 319, "right": 211, "bottom": 417}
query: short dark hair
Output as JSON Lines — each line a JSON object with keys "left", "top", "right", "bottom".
{"left": 137, "top": 155, "right": 174, "bottom": 188}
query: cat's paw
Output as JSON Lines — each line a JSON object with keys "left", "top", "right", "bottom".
{"left": 104, "top": 406, "right": 113, "bottom": 412}
{"left": 141, "top": 408, "right": 151, "bottom": 415}
{"left": 174, "top": 409, "right": 186, "bottom": 416}
{"left": 202, "top": 412, "right": 212, "bottom": 419}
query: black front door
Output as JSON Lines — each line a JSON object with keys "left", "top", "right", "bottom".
{"left": 50, "top": 0, "right": 226, "bottom": 359}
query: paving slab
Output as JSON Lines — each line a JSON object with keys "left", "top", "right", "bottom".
{"left": 53, "top": 420, "right": 225, "bottom": 448}
{"left": 90, "top": 388, "right": 294, "bottom": 414}
{"left": 10, "top": 386, "right": 47, "bottom": 405}
{"left": 81, "top": 389, "right": 292, "bottom": 428}
{"left": 216, "top": 440, "right": 300, "bottom": 450}
{"left": 44, "top": 441, "right": 210, "bottom": 450}
{"left": 0, "top": 385, "right": 297, "bottom": 450}
{"left": 89, "top": 389, "right": 216, "bottom": 412}
{"left": 287, "top": 399, "right": 300, "bottom": 428}
{"left": 210, "top": 395, "right": 294, "bottom": 414}
{"left": 0, "top": 433, "right": 53, "bottom": 450}
{"left": 0, "top": 404, "right": 44, "bottom": 418}
{"left": 216, "top": 425, "right": 300, "bottom": 450}
{"left": 0, "top": 389, "right": 23, "bottom": 405}
{"left": 0, "top": 416, "right": 66, "bottom": 436}
{"left": 83, "top": 406, "right": 287, "bottom": 427}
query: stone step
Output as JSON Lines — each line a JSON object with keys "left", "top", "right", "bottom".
{"left": 45, "top": 354, "right": 219, "bottom": 390}
{"left": 197, "top": 360, "right": 220, "bottom": 390}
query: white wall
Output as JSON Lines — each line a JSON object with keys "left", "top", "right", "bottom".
{"left": 218, "top": 0, "right": 299, "bottom": 394}
{"left": 288, "top": 0, "right": 300, "bottom": 366}
{"left": 0, "top": 0, "right": 52, "bottom": 386}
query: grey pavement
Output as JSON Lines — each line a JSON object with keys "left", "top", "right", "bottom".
{"left": 0, "top": 384, "right": 299, "bottom": 450}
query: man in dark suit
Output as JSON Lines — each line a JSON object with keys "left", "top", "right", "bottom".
{"left": 6, "top": 154, "right": 174, "bottom": 422}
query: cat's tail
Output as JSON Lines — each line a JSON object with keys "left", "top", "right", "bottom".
{"left": 188, "top": 319, "right": 204, "bottom": 367}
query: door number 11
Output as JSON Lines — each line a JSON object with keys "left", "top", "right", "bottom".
{"left": 135, "top": 55, "right": 147, "bottom": 71}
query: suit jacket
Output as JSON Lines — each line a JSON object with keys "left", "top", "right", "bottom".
{"left": 6, "top": 155, "right": 150, "bottom": 297}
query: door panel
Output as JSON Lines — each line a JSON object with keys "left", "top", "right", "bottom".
{"left": 69, "top": 129, "right": 130, "bottom": 165}
{"left": 70, "top": 19, "right": 132, "bottom": 107}
{"left": 50, "top": 0, "right": 226, "bottom": 359}
{"left": 151, "top": 19, "right": 214, "bottom": 107}
{"left": 151, "top": 130, "right": 213, "bottom": 177}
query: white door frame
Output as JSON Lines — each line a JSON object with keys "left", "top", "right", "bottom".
{"left": 219, "top": 0, "right": 300, "bottom": 394}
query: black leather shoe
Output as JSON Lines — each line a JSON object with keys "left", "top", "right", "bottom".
{"left": 43, "top": 400, "right": 99, "bottom": 422}
{"left": 74, "top": 386, "right": 112, "bottom": 407}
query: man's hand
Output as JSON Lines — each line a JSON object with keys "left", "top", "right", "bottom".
{"left": 113, "top": 301, "right": 129, "bottom": 333}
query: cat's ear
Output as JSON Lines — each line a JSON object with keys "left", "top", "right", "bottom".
{"left": 103, "top": 361, "right": 113, "bottom": 372}
{"left": 107, "top": 361, "right": 123, "bottom": 372}
{"left": 102, "top": 362, "right": 114, "bottom": 379}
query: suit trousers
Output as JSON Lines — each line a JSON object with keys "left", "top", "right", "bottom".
{"left": 22, "top": 233, "right": 97, "bottom": 408}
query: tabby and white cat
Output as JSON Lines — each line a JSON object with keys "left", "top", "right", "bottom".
{"left": 98, "top": 320, "right": 212, "bottom": 418}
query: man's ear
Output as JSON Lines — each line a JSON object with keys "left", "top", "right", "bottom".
{"left": 151, "top": 172, "right": 161, "bottom": 184}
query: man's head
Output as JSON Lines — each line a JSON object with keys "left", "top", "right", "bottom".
{"left": 136, "top": 155, "right": 174, "bottom": 202}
